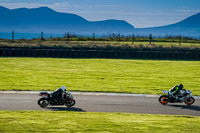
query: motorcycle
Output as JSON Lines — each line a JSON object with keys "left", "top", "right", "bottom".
{"left": 38, "top": 91, "right": 76, "bottom": 108}
{"left": 159, "top": 89, "right": 195, "bottom": 105}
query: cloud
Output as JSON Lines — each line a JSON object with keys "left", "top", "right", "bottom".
{"left": 94, "top": 4, "right": 118, "bottom": 8}
{"left": 175, "top": 9, "right": 200, "bottom": 13}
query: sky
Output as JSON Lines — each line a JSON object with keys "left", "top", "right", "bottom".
{"left": 0, "top": 0, "right": 200, "bottom": 28}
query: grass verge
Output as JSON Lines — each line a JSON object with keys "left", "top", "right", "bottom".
{"left": 0, "top": 58, "right": 200, "bottom": 95}
{"left": 0, "top": 111, "right": 200, "bottom": 133}
{"left": 0, "top": 40, "right": 200, "bottom": 51}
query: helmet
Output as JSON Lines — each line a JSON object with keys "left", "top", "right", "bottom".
{"left": 178, "top": 84, "right": 184, "bottom": 89}
{"left": 60, "top": 86, "right": 66, "bottom": 91}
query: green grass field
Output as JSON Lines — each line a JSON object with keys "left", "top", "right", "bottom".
{"left": 0, "top": 57, "right": 200, "bottom": 95}
{"left": 0, "top": 40, "right": 200, "bottom": 51}
{"left": 0, "top": 111, "right": 200, "bottom": 133}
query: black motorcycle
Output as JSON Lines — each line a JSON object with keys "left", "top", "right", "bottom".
{"left": 38, "top": 91, "right": 76, "bottom": 108}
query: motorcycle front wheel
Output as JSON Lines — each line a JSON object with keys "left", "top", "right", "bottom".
{"left": 65, "top": 99, "right": 76, "bottom": 108}
{"left": 159, "top": 95, "right": 169, "bottom": 105}
{"left": 38, "top": 98, "right": 49, "bottom": 108}
{"left": 184, "top": 97, "right": 195, "bottom": 106}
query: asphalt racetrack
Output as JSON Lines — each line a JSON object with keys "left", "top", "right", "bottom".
{"left": 0, "top": 93, "right": 200, "bottom": 116}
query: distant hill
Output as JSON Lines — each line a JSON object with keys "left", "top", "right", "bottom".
{"left": 135, "top": 13, "right": 200, "bottom": 36}
{"left": 0, "top": 6, "right": 135, "bottom": 34}
{"left": 0, "top": 6, "right": 200, "bottom": 36}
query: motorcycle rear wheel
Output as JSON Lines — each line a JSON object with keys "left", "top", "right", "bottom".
{"left": 159, "top": 95, "right": 169, "bottom": 105}
{"left": 184, "top": 97, "right": 195, "bottom": 106}
{"left": 38, "top": 98, "right": 49, "bottom": 108}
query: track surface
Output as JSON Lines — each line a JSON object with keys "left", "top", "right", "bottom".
{"left": 0, "top": 93, "right": 200, "bottom": 116}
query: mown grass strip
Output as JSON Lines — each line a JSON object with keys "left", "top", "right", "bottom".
{"left": 0, "top": 40, "right": 200, "bottom": 51}
{"left": 0, "top": 111, "right": 199, "bottom": 133}
{"left": 0, "top": 58, "right": 200, "bottom": 95}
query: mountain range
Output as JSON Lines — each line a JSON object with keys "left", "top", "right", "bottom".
{"left": 0, "top": 6, "right": 200, "bottom": 36}
{"left": 0, "top": 6, "right": 134, "bottom": 34}
{"left": 136, "top": 13, "right": 200, "bottom": 36}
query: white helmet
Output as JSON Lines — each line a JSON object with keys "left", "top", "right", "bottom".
{"left": 60, "top": 86, "right": 66, "bottom": 91}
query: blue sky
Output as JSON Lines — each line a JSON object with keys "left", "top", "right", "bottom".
{"left": 0, "top": 0, "right": 200, "bottom": 28}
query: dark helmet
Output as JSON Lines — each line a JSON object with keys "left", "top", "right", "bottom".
{"left": 178, "top": 84, "right": 184, "bottom": 89}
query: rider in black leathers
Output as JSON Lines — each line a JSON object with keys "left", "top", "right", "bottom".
{"left": 51, "top": 86, "right": 66, "bottom": 102}
{"left": 169, "top": 84, "right": 184, "bottom": 100}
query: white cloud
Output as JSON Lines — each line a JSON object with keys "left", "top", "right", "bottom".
{"left": 94, "top": 4, "right": 118, "bottom": 8}
{"left": 175, "top": 9, "right": 200, "bottom": 13}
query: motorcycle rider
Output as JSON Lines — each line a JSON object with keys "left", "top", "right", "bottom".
{"left": 169, "top": 84, "right": 184, "bottom": 101}
{"left": 51, "top": 86, "right": 66, "bottom": 102}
